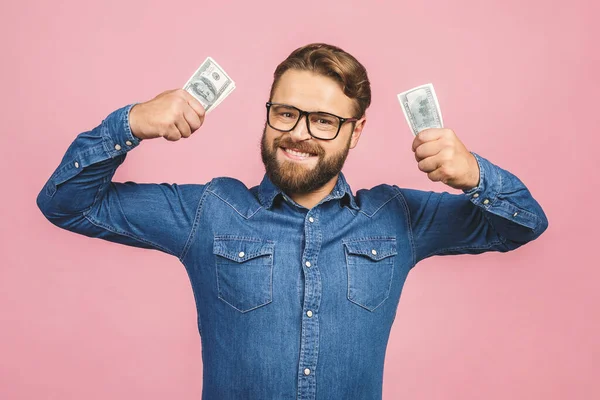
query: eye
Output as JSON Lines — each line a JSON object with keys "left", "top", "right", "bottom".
{"left": 272, "top": 106, "right": 298, "bottom": 119}
{"left": 311, "top": 114, "right": 337, "bottom": 126}
{"left": 316, "top": 118, "right": 334, "bottom": 125}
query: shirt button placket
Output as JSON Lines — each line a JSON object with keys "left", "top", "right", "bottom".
{"left": 298, "top": 210, "right": 321, "bottom": 399}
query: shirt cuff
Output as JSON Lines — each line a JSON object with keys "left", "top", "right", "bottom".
{"left": 101, "top": 103, "right": 142, "bottom": 158}
{"left": 462, "top": 152, "right": 502, "bottom": 209}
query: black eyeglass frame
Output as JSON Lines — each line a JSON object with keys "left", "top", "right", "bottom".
{"left": 265, "top": 102, "right": 359, "bottom": 141}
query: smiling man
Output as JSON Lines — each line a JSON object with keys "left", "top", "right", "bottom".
{"left": 37, "top": 43, "right": 548, "bottom": 400}
{"left": 261, "top": 67, "right": 365, "bottom": 208}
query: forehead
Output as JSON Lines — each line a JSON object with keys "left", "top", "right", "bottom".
{"left": 271, "top": 69, "right": 355, "bottom": 116}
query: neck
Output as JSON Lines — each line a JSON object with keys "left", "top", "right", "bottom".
{"left": 288, "top": 174, "right": 340, "bottom": 209}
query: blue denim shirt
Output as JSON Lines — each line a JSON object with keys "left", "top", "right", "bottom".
{"left": 37, "top": 105, "right": 548, "bottom": 400}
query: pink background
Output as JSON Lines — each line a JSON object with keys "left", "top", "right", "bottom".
{"left": 1, "top": 0, "right": 598, "bottom": 398}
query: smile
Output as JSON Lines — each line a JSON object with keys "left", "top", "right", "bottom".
{"left": 280, "top": 147, "right": 317, "bottom": 160}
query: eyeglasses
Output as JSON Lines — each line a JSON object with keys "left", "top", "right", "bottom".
{"left": 266, "top": 102, "right": 359, "bottom": 140}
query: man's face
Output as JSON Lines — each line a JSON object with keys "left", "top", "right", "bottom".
{"left": 261, "top": 70, "right": 364, "bottom": 194}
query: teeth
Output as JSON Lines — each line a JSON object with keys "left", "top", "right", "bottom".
{"left": 285, "top": 148, "right": 312, "bottom": 158}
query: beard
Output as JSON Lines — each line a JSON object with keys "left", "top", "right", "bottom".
{"left": 260, "top": 125, "right": 351, "bottom": 195}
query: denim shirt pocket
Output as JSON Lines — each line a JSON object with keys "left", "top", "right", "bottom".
{"left": 343, "top": 237, "right": 397, "bottom": 311}
{"left": 213, "top": 236, "right": 275, "bottom": 313}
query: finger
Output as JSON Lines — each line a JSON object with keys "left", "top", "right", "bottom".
{"left": 182, "top": 105, "right": 202, "bottom": 133}
{"left": 411, "top": 135, "right": 423, "bottom": 153}
{"left": 427, "top": 168, "right": 445, "bottom": 183}
{"left": 164, "top": 123, "right": 182, "bottom": 142}
{"left": 174, "top": 115, "right": 192, "bottom": 138}
{"left": 412, "top": 128, "right": 445, "bottom": 152}
{"left": 179, "top": 89, "right": 206, "bottom": 119}
{"left": 414, "top": 140, "right": 443, "bottom": 162}
{"left": 417, "top": 155, "right": 442, "bottom": 173}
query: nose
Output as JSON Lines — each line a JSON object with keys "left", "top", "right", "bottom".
{"left": 288, "top": 114, "right": 312, "bottom": 142}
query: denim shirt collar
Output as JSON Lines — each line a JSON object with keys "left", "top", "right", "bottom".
{"left": 258, "top": 172, "right": 359, "bottom": 211}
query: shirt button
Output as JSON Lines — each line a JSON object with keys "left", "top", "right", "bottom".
{"left": 309, "top": 217, "right": 314, "bottom": 223}
{"left": 126, "top": 140, "right": 133, "bottom": 146}
{"left": 371, "top": 249, "right": 377, "bottom": 256}
{"left": 306, "top": 310, "right": 313, "bottom": 318}
{"left": 513, "top": 212, "right": 518, "bottom": 217}
{"left": 115, "top": 144, "right": 122, "bottom": 151}
{"left": 305, "top": 261, "right": 311, "bottom": 268}
{"left": 238, "top": 252, "right": 245, "bottom": 258}
{"left": 483, "top": 199, "right": 490, "bottom": 205}
{"left": 74, "top": 161, "right": 79, "bottom": 168}
{"left": 473, "top": 193, "right": 479, "bottom": 198}
{"left": 304, "top": 368, "right": 311, "bottom": 376}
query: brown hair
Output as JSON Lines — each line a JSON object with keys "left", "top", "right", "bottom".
{"left": 269, "top": 43, "right": 371, "bottom": 118}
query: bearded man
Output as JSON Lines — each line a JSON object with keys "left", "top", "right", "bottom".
{"left": 37, "top": 43, "right": 548, "bottom": 400}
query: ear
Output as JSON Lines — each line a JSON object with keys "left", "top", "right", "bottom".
{"left": 349, "top": 117, "right": 366, "bottom": 149}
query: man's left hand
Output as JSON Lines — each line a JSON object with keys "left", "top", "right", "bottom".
{"left": 412, "top": 128, "right": 480, "bottom": 191}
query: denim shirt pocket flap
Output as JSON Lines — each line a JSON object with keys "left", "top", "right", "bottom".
{"left": 213, "top": 237, "right": 274, "bottom": 262}
{"left": 343, "top": 238, "right": 397, "bottom": 263}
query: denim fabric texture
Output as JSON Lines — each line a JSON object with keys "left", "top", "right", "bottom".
{"left": 37, "top": 105, "right": 548, "bottom": 400}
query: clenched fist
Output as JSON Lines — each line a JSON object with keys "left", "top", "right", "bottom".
{"left": 129, "top": 89, "right": 206, "bottom": 141}
{"left": 412, "top": 128, "right": 480, "bottom": 190}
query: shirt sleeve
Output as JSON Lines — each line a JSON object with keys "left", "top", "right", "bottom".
{"left": 397, "top": 152, "right": 549, "bottom": 264}
{"left": 36, "top": 104, "right": 208, "bottom": 260}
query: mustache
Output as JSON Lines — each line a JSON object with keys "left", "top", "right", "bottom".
{"left": 274, "top": 136, "right": 324, "bottom": 156}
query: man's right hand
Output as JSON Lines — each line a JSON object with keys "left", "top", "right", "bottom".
{"left": 129, "top": 89, "right": 206, "bottom": 141}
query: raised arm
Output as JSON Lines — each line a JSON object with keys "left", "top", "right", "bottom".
{"left": 399, "top": 128, "right": 548, "bottom": 263}
{"left": 37, "top": 89, "right": 207, "bottom": 259}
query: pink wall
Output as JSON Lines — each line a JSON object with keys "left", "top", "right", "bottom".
{"left": 1, "top": 0, "right": 598, "bottom": 398}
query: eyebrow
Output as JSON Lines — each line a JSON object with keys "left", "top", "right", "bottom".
{"left": 272, "top": 102, "right": 347, "bottom": 117}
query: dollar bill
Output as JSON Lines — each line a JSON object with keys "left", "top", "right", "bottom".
{"left": 397, "top": 83, "right": 443, "bottom": 136}
{"left": 183, "top": 57, "right": 236, "bottom": 114}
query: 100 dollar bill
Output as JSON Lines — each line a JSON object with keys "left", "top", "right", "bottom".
{"left": 397, "top": 83, "right": 443, "bottom": 136}
{"left": 183, "top": 57, "right": 236, "bottom": 114}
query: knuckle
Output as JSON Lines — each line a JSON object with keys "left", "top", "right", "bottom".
{"left": 191, "top": 122, "right": 202, "bottom": 132}
{"left": 172, "top": 97, "right": 186, "bottom": 109}
{"left": 441, "top": 147, "right": 453, "bottom": 159}
{"left": 440, "top": 165, "right": 453, "bottom": 177}
{"left": 171, "top": 89, "right": 185, "bottom": 100}
{"left": 442, "top": 138, "right": 454, "bottom": 149}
